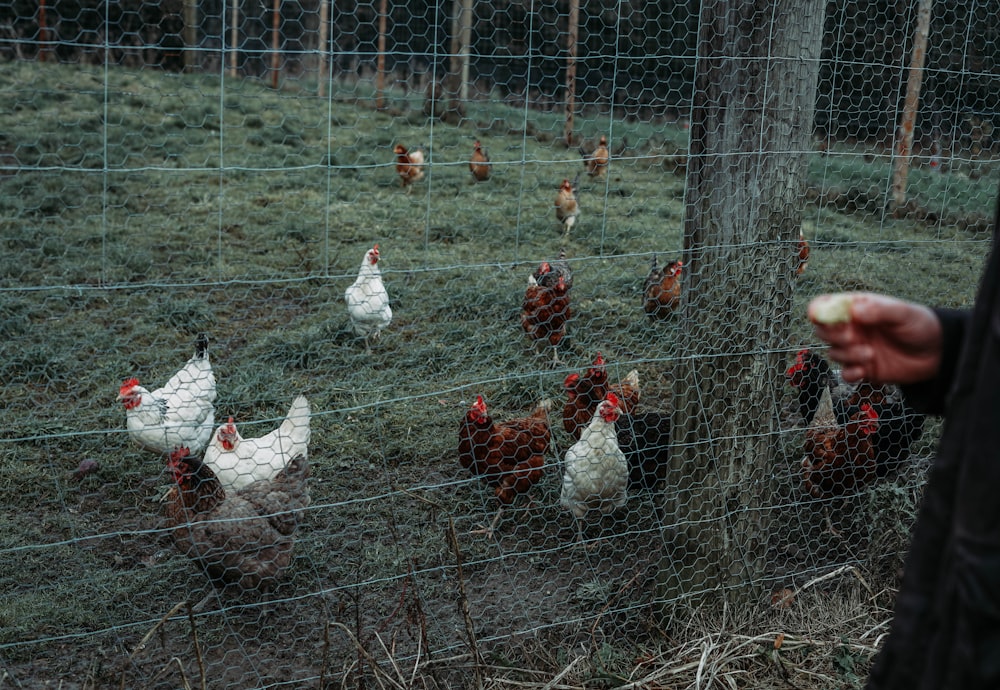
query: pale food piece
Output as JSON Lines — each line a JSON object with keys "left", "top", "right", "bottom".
{"left": 811, "top": 293, "right": 854, "bottom": 324}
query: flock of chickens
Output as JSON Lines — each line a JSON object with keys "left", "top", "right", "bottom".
{"left": 114, "top": 138, "right": 901, "bottom": 597}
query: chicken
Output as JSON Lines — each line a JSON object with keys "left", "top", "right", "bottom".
{"left": 617, "top": 411, "right": 672, "bottom": 491}
{"left": 786, "top": 348, "right": 924, "bottom": 476}
{"left": 393, "top": 143, "right": 425, "bottom": 189}
{"left": 785, "top": 348, "right": 837, "bottom": 426}
{"left": 458, "top": 395, "right": 552, "bottom": 505}
{"left": 797, "top": 230, "right": 810, "bottom": 275}
{"left": 554, "top": 177, "right": 580, "bottom": 236}
{"left": 469, "top": 140, "right": 491, "bottom": 182}
{"left": 585, "top": 135, "right": 610, "bottom": 177}
{"left": 801, "top": 386, "right": 879, "bottom": 500}
{"left": 562, "top": 352, "right": 640, "bottom": 440}
{"left": 164, "top": 446, "right": 310, "bottom": 592}
{"left": 840, "top": 381, "right": 925, "bottom": 477}
{"left": 643, "top": 255, "right": 684, "bottom": 319}
{"left": 532, "top": 249, "right": 573, "bottom": 290}
{"left": 345, "top": 244, "right": 392, "bottom": 352}
{"left": 521, "top": 267, "right": 572, "bottom": 366}
{"left": 118, "top": 333, "right": 217, "bottom": 456}
{"left": 203, "top": 395, "right": 311, "bottom": 491}
{"left": 560, "top": 393, "right": 628, "bottom": 519}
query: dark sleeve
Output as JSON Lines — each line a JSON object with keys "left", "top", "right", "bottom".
{"left": 899, "top": 308, "right": 969, "bottom": 416}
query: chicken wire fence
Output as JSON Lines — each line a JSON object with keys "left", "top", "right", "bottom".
{"left": 1, "top": 0, "right": 998, "bottom": 687}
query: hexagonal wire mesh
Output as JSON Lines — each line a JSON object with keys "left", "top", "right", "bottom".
{"left": 0, "top": 0, "right": 997, "bottom": 686}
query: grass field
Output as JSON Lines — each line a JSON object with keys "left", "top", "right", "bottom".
{"left": 0, "top": 59, "right": 996, "bottom": 688}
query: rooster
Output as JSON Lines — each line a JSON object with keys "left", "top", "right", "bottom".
{"left": 521, "top": 266, "right": 572, "bottom": 367}
{"left": 562, "top": 352, "right": 640, "bottom": 440}
{"left": 801, "top": 386, "right": 879, "bottom": 500}
{"left": 203, "top": 395, "right": 311, "bottom": 491}
{"left": 786, "top": 348, "right": 924, "bottom": 476}
{"left": 469, "top": 140, "right": 491, "bottom": 182}
{"left": 560, "top": 393, "right": 628, "bottom": 520}
{"left": 643, "top": 256, "right": 683, "bottom": 319}
{"left": 345, "top": 244, "right": 392, "bottom": 352}
{"left": 554, "top": 177, "right": 580, "bottom": 236}
{"left": 164, "top": 446, "right": 310, "bottom": 592}
{"left": 585, "top": 135, "right": 610, "bottom": 177}
{"left": 393, "top": 143, "right": 425, "bottom": 189}
{"left": 118, "top": 333, "right": 217, "bottom": 456}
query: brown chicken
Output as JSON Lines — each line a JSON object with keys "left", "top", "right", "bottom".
{"left": 643, "top": 255, "right": 684, "bottom": 319}
{"left": 164, "top": 446, "right": 311, "bottom": 592}
{"left": 532, "top": 249, "right": 573, "bottom": 290}
{"left": 797, "top": 230, "right": 809, "bottom": 275}
{"left": 459, "top": 395, "right": 551, "bottom": 503}
{"left": 554, "top": 177, "right": 580, "bottom": 236}
{"left": 562, "top": 352, "right": 641, "bottom": 440}
{"left": 393, "top": 144, "right": 425, "bottom": 189}
{"left": 469, "top": 140, "right": 491, "bottom": 182}
{"left": 521, "top": 265, "right": 572, "bottom": 366}
{"left": 801, "top": 387, "right": 879, "bottom": 500}
{"left": 586, "top": 135, "right": 610, "bottom": 177}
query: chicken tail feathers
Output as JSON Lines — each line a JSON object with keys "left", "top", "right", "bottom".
{"left": 278, "top": 395, "right": 312, "bottom": 451}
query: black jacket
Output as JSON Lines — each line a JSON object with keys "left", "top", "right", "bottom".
{"left": 867, "top": 186, "right": 1000, "bottom": 690}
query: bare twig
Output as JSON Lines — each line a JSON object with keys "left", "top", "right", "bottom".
{"left": 186, "top": 602, "right": 207, "bottom": 690}
{"left": 446, "top": 517, "right": 484, "bottom": 690}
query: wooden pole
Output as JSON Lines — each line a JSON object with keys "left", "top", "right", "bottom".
{"left": 38, "top": 0, "right": 50, "bottom": 62}
{"left": 458, "top": 0, "right": 472, "bottom": 104}
{"left": 229, "top": 0, "right": 238, "bottom": 77}
{"left": 183, "top": 0, "right": 197, "bottom": 71}
{"left": 271, "top": 0, "right": 281, "bottom": 89}
{"left": 564, "top": 0, "right": 579, "bottom": 146}
{"left": 375, "top": 0, "right": 387, "bottom": 109}
{"left": 318, "top": 0, "right": 330, "bottom": 97}
{"left": 891, "top": 0, "right": 933, "bottom": 213}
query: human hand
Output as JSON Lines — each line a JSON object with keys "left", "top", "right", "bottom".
{"left": 808, "top": 292, "right": 943, "bottom": 384}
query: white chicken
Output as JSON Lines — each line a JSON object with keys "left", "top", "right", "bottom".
{"left": 203, "top": 395, "right": 311, "bottom": 492}
{"left": 118, "top": 333, "right": 217, "bottom": 455}
{"left": 560, "top": 393, "right": 628, "bottom": 519}
{"left": 345, "top": 244, "right": 392, "bottom": 352}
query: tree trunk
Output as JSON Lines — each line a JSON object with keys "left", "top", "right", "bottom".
{"left": 375, "top": 0, "right": 387, "bottom": 110}
{"left": 271, "top": 0, "right": 281, "bottom": 89}
{"left": 891, "top": 0, "right": 933, "bottom": 213}
{"left": 564, "top": 0, "right": 580, "bottom": 146}
{"left": 184, "top": 0, "right": 198, "bottom": 71}
{"left": 229, "top": 0, "right": 239, "bottom": 77}
{"left": 661, "top": 0, "right": 826, "bottom": 610}
{"left": 446, "top": 0, "right": 471, "bottom": 120}
{"left": 317, "top": 0, "right": 329, "bottom": 96}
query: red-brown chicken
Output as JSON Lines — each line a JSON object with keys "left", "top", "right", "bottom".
{"left": 562, "top": 352, "right": 640, "bottom": 440}
{"left": 469, "top": 140, "right": 491, "bottom": 182}
{"left": 643, "top": 255, "right": 683, "bottom": 319}
{"left": 797, "top": 230, "right": 809, "bottom": 275}
{"left": 787, "top": 348, "right": 925, "bottom": 477}
{"left": 801, "top": 387, "right": 879, "bottom": 499}
{"left": 164, "top": 446, "right": 310, "bottom": 592}
{"left": 532, "top": 249, "right": 573, "bottom": 290}
{"left": 521, "top": 264, "right": 572, "bottom": 366}
{"left": 393, "top": 144, "right": 425, "bottom": 189}
{"left": 458, "top": 396, "right": 552, "bottom": 507}
{"left": 585, "top": 135, "right": 610, "bottom": 177}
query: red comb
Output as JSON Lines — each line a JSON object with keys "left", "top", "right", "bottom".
{"left": 119, "top": 378, "right": 139, "bottom": 395}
